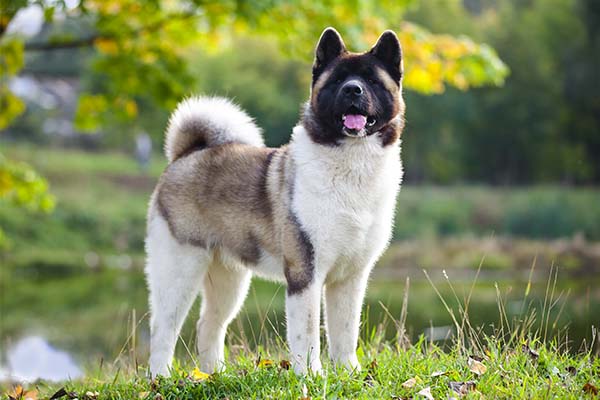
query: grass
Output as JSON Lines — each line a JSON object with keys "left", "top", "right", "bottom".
{"left": 1, "top": 142, "right": 599, "bottom": 398}
{"left": 11, "top": 339, "right": 598, "bottom": 399}
{"left": 3, "top": 272, "right": 599, "bottom": 399}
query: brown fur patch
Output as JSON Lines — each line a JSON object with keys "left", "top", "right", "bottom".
{"left": 283, "top": 212, "right": 315, "bottom": 295}
{"left": 156, "top": 144, "right": 278, "bottom": 262}
{"left": 154, "top": 142, "right": 316, "bottom": 290}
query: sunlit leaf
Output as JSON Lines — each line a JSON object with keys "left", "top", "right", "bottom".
{"left": 190, "top": 367, "right": 210, "bottom": 381}
{"left": 7, "top": 385, "right": 38, "bottom": 400}
{"left": 257, "top": 358, "right": 275, "bottom": 368}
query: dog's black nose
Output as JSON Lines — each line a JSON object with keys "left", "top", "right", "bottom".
{"left": 342, "top": 81, "right": 364, "bottom": 97}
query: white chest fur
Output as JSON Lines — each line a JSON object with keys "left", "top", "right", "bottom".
{"left": 289, "top": 126, "right": 403, "bottom": 283}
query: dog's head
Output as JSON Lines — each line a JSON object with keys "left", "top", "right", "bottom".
{"left": 304, "top": 28, "right": 405, "bottom": 146}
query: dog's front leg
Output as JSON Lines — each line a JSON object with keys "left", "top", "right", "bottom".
{"left": 285, "top": 281, "right": 322, "bottom": 374}
{"left": 324, "top": 270, "right": 370, "bottom": 372}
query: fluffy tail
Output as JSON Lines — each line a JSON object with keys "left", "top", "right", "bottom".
{"left": 164, "top": 96, "right": 264, "bottom": 162}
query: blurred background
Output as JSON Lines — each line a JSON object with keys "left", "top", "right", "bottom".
{"left": 1, "top": 0, "right": 599, "bottom": 380}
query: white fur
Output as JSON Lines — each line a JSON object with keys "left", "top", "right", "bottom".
{"left": 146, "top": 212, "right": 208, "bottom": 376}
{"left": 146, "top": 210, "right": 251, "bottom": 375}
{"left": 146, "top": 122, "right": 402, "bottom": 376}
{"left": 285, "top": 125, "right": 402, "bottom": 373}
{"left": 164, "top": 96, "right": 264, "bottom": 162}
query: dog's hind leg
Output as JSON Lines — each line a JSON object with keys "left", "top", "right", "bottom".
{"left": 146, "top": 215, "right": 208, "bottom": 377}
{"left": 196, "top": 256, "right": 251, "bottom": 373}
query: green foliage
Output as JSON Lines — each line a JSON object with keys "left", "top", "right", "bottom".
{"left": 191, "top": 39, "right": 309, "bottom": 146}
{"left": 0, "top": 152, "right": 54, "bottom": 248}
{"left": 394, "top": 186, "right": 600, "bottom": 240}
{"left": 0, "top": 37, "right": 25, "bottom": 129}
{"left": 403, "top": 0, "right": 600, "bottom": 183}
{"left": 0, "top": 0, "right": 508, "bottom": 135}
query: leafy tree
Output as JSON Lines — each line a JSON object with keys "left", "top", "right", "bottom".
{"left": 1, "top": 0, "right": 507, "bottom": 132}
{"left": 402, "top": 0, "right": 600, "bottom": 184}
{"left": 0, "top": 0, "right": 508, "bottom": 242}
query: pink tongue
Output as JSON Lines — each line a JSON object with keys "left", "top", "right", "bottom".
{"left": 343, "top": 114, "right": 367, "bottom": 130}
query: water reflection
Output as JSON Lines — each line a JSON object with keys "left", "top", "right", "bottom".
{"left": 0, "top": 336, "right": 83, "bottom": 382}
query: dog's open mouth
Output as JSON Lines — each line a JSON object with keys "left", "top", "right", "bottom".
{"left": 341, "top": 107, "right": 376, "bottom": 137}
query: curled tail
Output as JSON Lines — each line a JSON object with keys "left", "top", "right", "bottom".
{"left": 164, "top": 96, "right": 264, "bottom": 162}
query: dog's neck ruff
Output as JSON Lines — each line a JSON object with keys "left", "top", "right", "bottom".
{"left": 290, "top": 124, "right": 402, "bottom": 187}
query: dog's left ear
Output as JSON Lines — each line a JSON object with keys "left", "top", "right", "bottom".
{"left": 370, "top": 30, "right": 403, "bottom": 83}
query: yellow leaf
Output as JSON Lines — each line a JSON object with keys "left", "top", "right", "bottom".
{"left": 190, "top": 367, "right": 210, "bottom": 381}
{"left": 257, "top": 358, "right": 275, "bottom": 368}
{"left": 124, "top": 99, "right": 138, "bottom": 118}
{"left": 8, "top": 385, "right": 38, "bottom": 400}
{"left": 95, "top": 38, "right": 119, "bottom": 55}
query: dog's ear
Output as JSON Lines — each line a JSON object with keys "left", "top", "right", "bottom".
{"left": 313, "top": 27, "right": 346, "bottom": 79}
{"left": 370, "top": 30, "right": 403, "bottom": 83}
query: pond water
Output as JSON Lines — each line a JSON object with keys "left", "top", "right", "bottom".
{"left": 2, "top": 267, "right": 598, "bottom": 381}
{"left": 0, "top": 336, "right": 83, "bottom": 382}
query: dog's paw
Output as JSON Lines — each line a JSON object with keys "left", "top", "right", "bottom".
{"left": 292, "top": 358, "right": 323, "bottom": 376}
{"left": 332, "top": 354, "right": 361, "bottom": 373}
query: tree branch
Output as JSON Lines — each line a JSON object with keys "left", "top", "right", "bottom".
{"left": 24, "top": 36, "right": 99, "bottom": 51}
{"left": 23, "top": 11, "right": 196, "bottom": 52}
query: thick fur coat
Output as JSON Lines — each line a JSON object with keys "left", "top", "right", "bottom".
{"left": 145, "top": 27, "right": 405, "bottom": 375}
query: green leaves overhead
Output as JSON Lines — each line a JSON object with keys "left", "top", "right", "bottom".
{"left": 1, "top": 0, "right": 508, "bottom": 133}
{"left": 0, "top": 38, "right": 25, "bottom": 129}
{"left": 0, "top": 153, "right": 55, "bottom": 248}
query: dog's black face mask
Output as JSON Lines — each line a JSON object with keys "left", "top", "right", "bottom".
{"left": 306, "top": 28, "right": 404, "bottom": 146}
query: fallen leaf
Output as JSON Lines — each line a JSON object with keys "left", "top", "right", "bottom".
{"left": 431, "top": 370, "right": 447, "bottom": 377}
{"left": 449, "top": 381, "right": 477, "bottom": 397}
{"left": 279, "top": 360, "right": 291, "bottom": 370}
{"left": 83, "top": 391, "right": 99, "bottom": 400}
{"left": 402, "top": 377, "right": 418, "bottom": 389}
{"left": 8, "top": 385, "right": 38, "bottom": 400}
{"left": 417, "top": 386, "right": 434, "bottom": 400}
{"left": 583, "top": 382, "right": 598, "bottom": 395}
{"left": 369, "top": 359, "right": 378, "bottom": 372}
{"left": 257, "top": 358, "right": 275, "bottom": 368}
{"left": 468, "top": 357, "right": 487, "bottom": 376}
{"left": 190, "top": 367, "right": 210, "bottom": 381}
{"left": 138, "top": 391, "right": 150, "bottom": 399}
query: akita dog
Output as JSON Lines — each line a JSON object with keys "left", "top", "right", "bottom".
{"left": 146, "top": 27, "right": 405, "bottom": 376}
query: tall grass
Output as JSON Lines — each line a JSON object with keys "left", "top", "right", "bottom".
{"left": 5, "top": 266, "right": 592, "bottom": 399}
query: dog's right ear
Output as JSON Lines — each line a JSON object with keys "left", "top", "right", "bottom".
{"left": 313, "top": 27, "right": 346, "bottom": 80}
